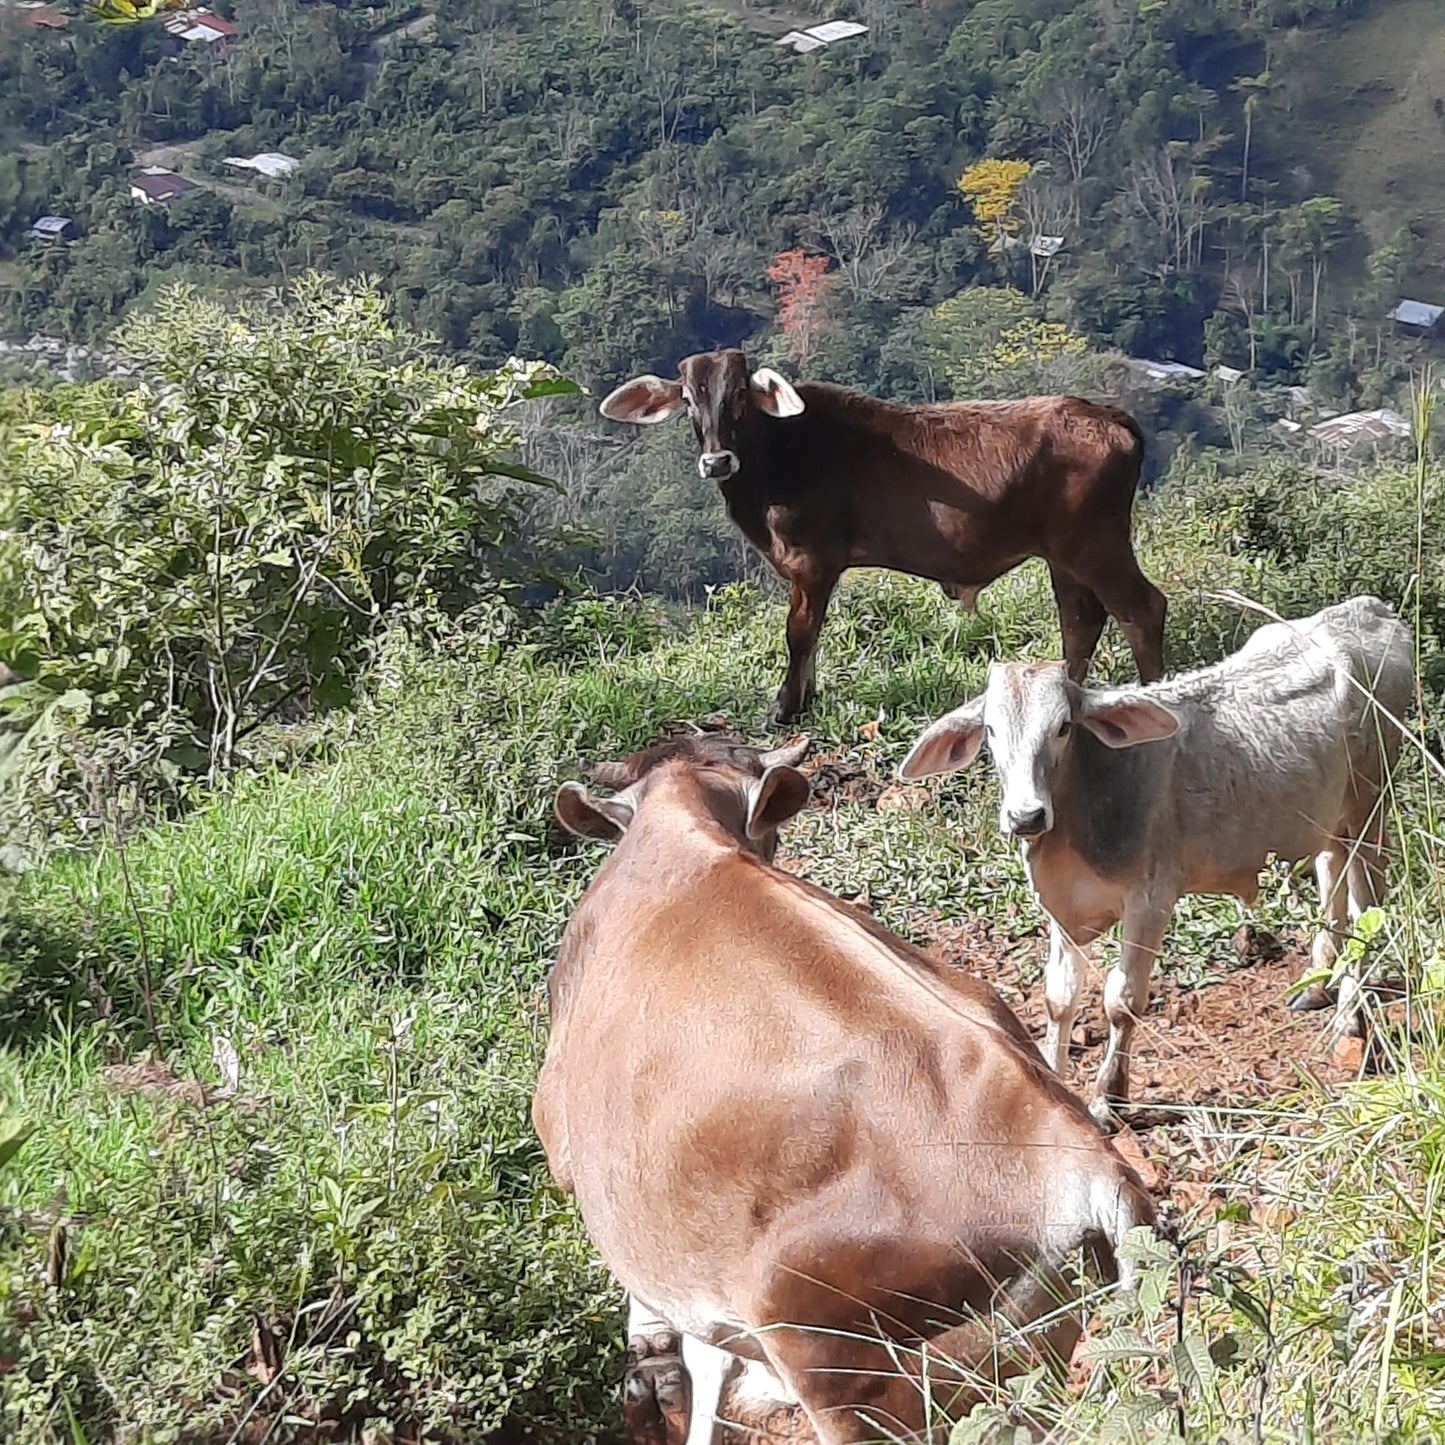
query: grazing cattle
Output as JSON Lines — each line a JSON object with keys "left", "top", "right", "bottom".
{"left": 901, "top": 596, "right": 1414, "bottom": 1123}
{"left": 534, "top": 732, "right": 1158, "bottom": 1444}
{"left": 599, "top": 349, "right": 1167, "bottom": 721}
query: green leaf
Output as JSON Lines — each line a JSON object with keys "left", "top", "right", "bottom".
{"left": 0, "top": 1118, "right": 34, "bottom": 1170}
{"left": 482, "top": 460, "right": 562, "bottom": 491}
{"left": 520, "top": 376, "right": 583, "bottom": 400}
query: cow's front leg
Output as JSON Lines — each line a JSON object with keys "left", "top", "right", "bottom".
{"left": 625, "top": 1298, "right": 692, "bottom": 1445}
{"left": 1041, "top": 919, "right": 1089, "bottom": 1075}
{"left": 1093, "top": 901, "right": 1170, "bottom": 1128}
{"left": 775, "top": 572, "right": 839, "bottom": 723}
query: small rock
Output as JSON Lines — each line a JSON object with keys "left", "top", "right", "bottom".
{"left": 1232, "top": 923, "right": 1284, "bottom": 965}
{"left": 1332, "top": 1034, "right": 1366, "bottom": 1072}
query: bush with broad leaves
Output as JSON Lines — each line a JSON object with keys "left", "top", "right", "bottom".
{"left": 0, "top": 273, "right": 573, "bottom": 848}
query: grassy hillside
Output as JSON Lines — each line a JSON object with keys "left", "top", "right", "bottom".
{"left": 1267, "top": 0, "right": 1445, "bottom": 292}
{"left": 3, "top": 461, "right": 1445, "bottom": 1440}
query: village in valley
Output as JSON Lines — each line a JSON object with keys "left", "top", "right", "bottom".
{"left": 3, "top": 0, "right": 1443, "bottom": 472}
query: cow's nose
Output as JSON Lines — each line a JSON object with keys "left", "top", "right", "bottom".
{"left": 1005, "top": 806, "right": 1049, "bottom": 838}
{"left": 698, "top": 450, "right": 738, "bottom": 480}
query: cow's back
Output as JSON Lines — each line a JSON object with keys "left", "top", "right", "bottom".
{"left": 751, "top": 389, "right": 1144, "bottom": 582}
{"left": 545, "top": 850, "right": 1141, "bottom": 1331}
{"left": 1142, "top": 598, "right": 1409, "bottom": 880}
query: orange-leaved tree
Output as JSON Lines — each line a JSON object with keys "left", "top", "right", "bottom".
{"left": 767, "top": 249, "right": 835, "bottom": 370}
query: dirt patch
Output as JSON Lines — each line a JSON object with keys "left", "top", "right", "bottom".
{"left": 922, "top": 916, "right": 1365, "bottom": 1113}
{"left": 802, "top": 747, "right": 887, "bottom": 808}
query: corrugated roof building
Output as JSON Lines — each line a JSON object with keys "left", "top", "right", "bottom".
{"left": 1308, "top": 407, "right": 1412, "bottom": 453}
{"left": 130, "top": 167, "right": 200, "bottom": 206}
{"left": 1389, "top": 300, "right": 1444, "bottom": 333}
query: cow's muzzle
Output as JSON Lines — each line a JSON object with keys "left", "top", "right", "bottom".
{"left": 1003, "top": 806, "right": 1050, "bottom": 839}
{"left": 698, "top": 450, "right": 739, "bottom": 480}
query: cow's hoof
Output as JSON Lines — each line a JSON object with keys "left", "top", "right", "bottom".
{"left": 623, "top": 1334, "right": 691, "bottom": 1445}
{"left": 1288, "top": 981, "right": 1335, "bottom": 1013}
{"left": 652, "top": 1356, "right": 692, "bottom": 1444}
{"left": 623, "top": 1365, "right": 667, "bottom": 1445}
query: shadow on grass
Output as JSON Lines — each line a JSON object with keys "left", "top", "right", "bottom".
{"left": 0, "top": 901, "right": 163, "bottom": 1056}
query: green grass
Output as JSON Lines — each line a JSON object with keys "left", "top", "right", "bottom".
{"left": 2, "top": 466, "right": 1445, "bottom": 1440}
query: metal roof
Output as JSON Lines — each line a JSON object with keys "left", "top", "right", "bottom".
{"left": 223, "top": 152, "right": 300, "bottom": 178}
{"left": 777, "top": 20, "right": 868, "bottom": 52}
{"left": 131, "top": 169, "right": 200, "bottom": 203}
{"left": 807, "top": 20, "right": 868, "bottom": 42}
{"left": 1389, "top": 300, "right": 1444, "bottom": 328}
{"left": 1308, "top": 408, "right": 1412, "bottom": 448}
{"left": 1130, "top": 358, "right": 1205, "bottom": 381}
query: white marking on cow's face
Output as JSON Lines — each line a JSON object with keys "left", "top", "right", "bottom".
{"left": 982, "top": 664, "right": 1075, "bottom": 840}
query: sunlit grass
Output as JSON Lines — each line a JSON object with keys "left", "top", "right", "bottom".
{"left": 2, "top": 460, "right": 1443, "bottom": 1439}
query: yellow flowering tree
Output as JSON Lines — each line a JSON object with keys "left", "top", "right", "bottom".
{"left": 956, "top": 158, "right": 1033, "bottom": 248}
{"left": 921, "top": 286, "right": 1092, "bottom": 399}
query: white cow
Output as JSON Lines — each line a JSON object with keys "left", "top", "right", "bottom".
{"left": 901, "top": 596, "right": 1414, "bottom": 1122}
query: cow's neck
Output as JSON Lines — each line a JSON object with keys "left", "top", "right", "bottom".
{"left": 1043, "top": 732, "right": 1159, "bottom": 883}
{"left": 609, "top": 774, "right": 757, "bottom": 881}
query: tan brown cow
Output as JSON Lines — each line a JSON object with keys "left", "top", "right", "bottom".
{"left": 600, "top": 350, "right": 1167, "bottom": 720}
{"left": 533, "top": 733, "right": 1158, "bottom": 1444}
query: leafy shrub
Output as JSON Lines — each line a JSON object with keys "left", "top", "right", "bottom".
{"left": 0, "top": 274, "right": 571, "bottom": 844}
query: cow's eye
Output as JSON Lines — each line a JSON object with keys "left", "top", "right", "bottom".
{"left": 1057, "top": 720, "right": 1072, "bottom": 738}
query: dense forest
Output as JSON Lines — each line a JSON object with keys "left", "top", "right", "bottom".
{"left": 2, "top": 0, "right": 1442, "bottom": 597}
{"left": 1, "top": 0, "right": 1433, "bottom": 388}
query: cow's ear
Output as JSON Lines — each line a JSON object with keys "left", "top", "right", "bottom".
{"left": 900, "top": 698, "right": 986, "bottom": 779}
{"left": 555, "top": 782, "right": 636, "bottom": 842}
{"left": 599, "top": 375, "right": 686, "bottom": 425}
{"left": 749, "top": 368, "right": 806, "bottom": 418}
{"left": 746, "top": 764, "right": 811, "bottom": 839}
{"left": 1078, "top": 693, "right": 1179, "bottom": 749}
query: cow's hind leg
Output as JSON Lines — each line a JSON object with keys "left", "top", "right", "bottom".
{"left": 1048, "top": 568, "right": 1107, "bottom": 685}
{"left": 1094, "top": 902, "right": 1169, "bottom": 1126}
{"left": 1083, "top": 550, "right": 1167, "bottom": 684}
{"left": 1291, "top": 842, "right": 1350, "bottom": 1020}
{"left": 1338, "top": 817, "right": 1389, "bottom": 1039}
{"left": 775, "top": 571, "right": 839, "bottom": 723}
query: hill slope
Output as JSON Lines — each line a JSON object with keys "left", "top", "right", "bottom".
{"left": 1267, "top": 0, "right": 1445, "bottom": 292}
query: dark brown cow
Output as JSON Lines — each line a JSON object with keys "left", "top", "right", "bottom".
{"left": 600, "top": 349, "right": 1167, "bottom": 721}
{"left": 534, "top": 733, "right": 1159, "bottom": 1444}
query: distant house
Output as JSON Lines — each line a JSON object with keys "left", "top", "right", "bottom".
{"left": 28, "top": 215, "right": 76, "bottom": 242}
{"left": 1122, "top": 358, "right": 1206, "bottom": 389}
{"left": 1308, "top": 407, "right": 1412, "bottom": 457}
{"left": 161, "top": 6, "right": 238, "bottom": 43}
{"left": 777, "top": 19, "right": 868, "bottom": 53}
{"left": 222, "top": 151, "right": 299, "bottom": 180}
{"left": 1213, "top": 364, "right": 1246, "bottom": 384}
{"left": 1029, "top": 235, "right": 1065, "bottom": 260}
{"left": 1389, "top": 300, "right": 1444, "bottom": 336}
{"left": 130, "top": 167, "right": 200, "bottom": 206}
